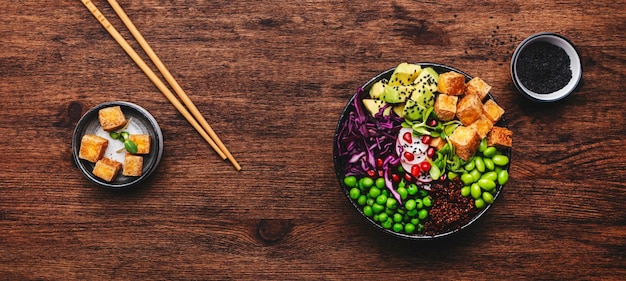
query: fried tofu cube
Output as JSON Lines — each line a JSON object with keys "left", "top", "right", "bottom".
{"left": 434, "top": 94, "right": 458, "bottom": 121}
{"left": 129, "top": 134, "right": 151, "bottom": 154}
{"left": 437, "top": 71, "right": 466, "bottom": 96}
{"left": 487, "top": 126, "right": 513, "bottom": 149}
{"left": 483, "top": 99, "right": 505, "bottom": 123}
{"left": 465, "top": 77, "right": 492, "bottom": 100}
{"left": 449, "top": 126, "right": 480, "bottom": 161}
{"left": 456, "top": 94, "right": 483, "bottom": 125}
{"left": 430, "top": 137, "right": 447, "bottom": 151}
{"left": 123, "top": 154, "right": 143, "bottom": 177}
{"left": 98, "top": 106, "right": 127, "bottom": 132}
{"left": 78, "top": 134, "right": 108, "bottom": 163}
{"left": 92, "top": 157, "right": 122, "bottom": 182}
{"left": 468, "top": 114, "right": 494, "bottom": 139}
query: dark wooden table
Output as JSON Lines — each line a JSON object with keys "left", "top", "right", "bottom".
{"left": 1, "top": 0, "right": 624, "bottom": 279}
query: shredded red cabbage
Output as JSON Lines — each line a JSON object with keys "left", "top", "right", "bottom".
{"left": 336, "top": 87, "right": 404, "bottom": 203}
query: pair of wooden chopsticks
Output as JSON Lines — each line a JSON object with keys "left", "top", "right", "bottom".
{"left": 81, "top": 0, "right": 241, "bottom": 170}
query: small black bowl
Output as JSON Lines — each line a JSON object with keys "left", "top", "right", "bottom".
{"left": 511, "top": 32, "right": 582, "bottom": 102}
{"left": 72, "top": 101, "right": 164, "bottom": 188}
{"left": 333, "top": 63, "right": 511, "bottom": 240}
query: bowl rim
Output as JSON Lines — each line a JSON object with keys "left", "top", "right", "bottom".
{"left": 510, "top": 32, "right": 582, "bottom": 103}
{"left": 72, "top": 101, "right": 164, "bottom": 188}
{"left": 333, "top": 62, "right": 510, "bottom": 240}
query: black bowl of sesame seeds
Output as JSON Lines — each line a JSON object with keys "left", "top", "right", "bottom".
{"left": 511, "top": 32, "right": 582, "bottom": 102}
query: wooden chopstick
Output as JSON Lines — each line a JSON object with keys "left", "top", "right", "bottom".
{"left": 106, "top": 0, "right": 240, "bottom": 171}
{"left": 80, "top": 0, "right": 241, "bottom": 171}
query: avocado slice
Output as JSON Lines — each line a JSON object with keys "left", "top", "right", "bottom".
{"left": 388, "top": 63, "right": 422, "bottom": 86}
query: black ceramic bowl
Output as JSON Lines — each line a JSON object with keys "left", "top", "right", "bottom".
{"left": 333, "top": 63, "right": 511, "bottom": 240}
{"left": 72, "top": 101, "right": 164, "bottom": 188}
{"left": 511, "top": 32, "right": 582, "bottom": 102}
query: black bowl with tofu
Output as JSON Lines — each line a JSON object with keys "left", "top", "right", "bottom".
{"left": 333, "top": 63, "right": 512, "bottom": 240}
{"left": 72, "top": 101, "right": 164, "bottom": 188}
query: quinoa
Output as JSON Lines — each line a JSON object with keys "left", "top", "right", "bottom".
{"left": 423, "top": 177, "right": 480, "bottom": 236}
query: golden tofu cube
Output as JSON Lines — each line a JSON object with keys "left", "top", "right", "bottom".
{"left": 78, "top": 134, "right": 108, "bottom": 163}
{"left": 430, "top": 137, "right": 447, "bottom": 151}
{"left": 483, "top": 99, "right": 505, "bottom": 123}
{"left": 449, "top": 126, "right": 480, "bottom": 161}
{"left": 456, "top": 94, "right": 483, "bottom": 125}
{"left": 465, "top": 77, "right": 492, "bottom": 100}
{"left": 434, "top": 94, "right": 458, "bottom": 121}
{"left": 129, "top": 134, "right": 151, "bottom": 154}
{"left": 123, "top": 154, "right": 143, "bottom": 177}
{"left": 92, "top": 157, "right": 122, "bottom": 182}
{"left": 98, "top": 106, "right": 127, "bottom": 132}
{"left": 487, "top": 126, "right": 513, "bottom": 149}
{"left": 468, "top": 114, "right": 494, "bottom": 139}
{"left": 437, "top": 71, "right": 466, "bottom": 96}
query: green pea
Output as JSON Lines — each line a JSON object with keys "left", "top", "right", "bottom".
{"left": 363, "top": 206, "right": 373, "bottom": 217}
{"left": 375, "top": 177, "right": 385, "bottom": 189}
{"left": 481, "top": 171, "right": 498, "bottom": 182}
{"left": 366, "top": 198, "right": 375, "bottom": 206}
{"left": 464, "top": 158, "right": 476, "bottom": 171}
{"left": 398, "top": 180, "right": 406, "bottom": 189}
{"left": 484, "top": 158, "right": 495, "bottom": 171}
{"left": 474, "top": 157, "right": 484, "bottom": 173}
{"left": 407, "top": 184, "right": 418, "bottom": 195}
{"left": 492, "top": 155, "right": 509, "bottom": 166}
{"left": 415, "top": 198, "right": 424, "bottom": 209}
{"left": 405, "top": 199, "right": 416, "bottom": 211}
{"left": 385, "top": 208, "right": 394, "bottom": 216}
{"left": 369, "top": 187, "right": 381, "bottom": 199}
{"left": 361, "top": 177, "right": 374, "bottom": 188}
{"left": 397, "top": 165, "right": 405, "bottom": 173}
{"left": 372, "top": 203, "right": 385, "bottom": 214}
{"left": 479, "top": 138, "right": 487, "bottom": 152}
{"left": 423, "top": 196, "right": 432, "bottom": 208}
{"left": 393, "top": 213, "right": 403, "bottom": 223}
{"left": 470, "top": 169, "right": 482, "bottom": 183}
{"left": 478, "top": 179, "right": 496, "bottom": 191}
{"left": 397, "top": 186, "right": 408, "bottom": 200}
{"left": 475, "top": 198, "right": 486, "bottom": 209}
{"left": 349, "top": 188, "right": 360, "bottom": 199}
{"left": 396, "top": 208, "right": 406, "bottom": 215}
{"left": 419, "top": 189, "right": 429, "bottom": 198}
{"left": 393, "top": 223, "right": 404, "bottom": 232}
{"left": 357, "top": 195, "right": 367, "bottom": 206}
{"left": 461, "top": 173, "right": 474, "bottom": 185}
{"left": 407, "top": 209, "right": 418, "bottom": 217}
{"left": 498, "top": 170, "right": 509, "bottom": 185}
{"left": 482, "top": 192, "right": 494, "bottom": 204}
{"left": 381, "top": 218, "right": 393, "bottom": 229}
{"left": 461, "top": 186, "right": 471, "bottom": 197}
{"left": 410, "top": 218, "right": 419, "bottom": 225}
{"left": 470, "top": 183, "right": 482, "bottom": 199}
{"left": 373, "top": 214, "right": 380, "bottom": 222}
{"left": 378, "top": 212, "right": 388, "bottom": 222}
{"left": 447, "top": 171, "right": 458, "bottom": 180}
{"left": 483, "top": 146, "right": 497, "bottom": 158}
{"left": 386, "top": 198, "right": 397, "bottom": 210}
{"left": 418, "top": 209, "right": 428, "bottom": 220}
{"left": 343, "top": 176, "right": 356, "bottom": 187}
{"left": 417, "top": 223, "right": 424, "bottom": 233}
{"left": 404, "top": 223, "right": 416, "bottom": 234}
{"left": 375, "top": 194, "right": 387, "bottom": 205}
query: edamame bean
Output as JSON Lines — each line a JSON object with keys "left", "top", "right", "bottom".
{"left": 498, "top": 170, "right": 509, "bottom": 185}
{"left": 482, "top": 191, "right": 494, "bottom": 204}
{"left": 481, "top": 171, "right": 498, "bottom": 182}
{"left": 461, "top": 186, "right": 471, "bottom": 197}
{"left": 349, "top": 188, "right": 360, "bottom": 199}
{"left": 483, "top": 146, "right": 497, "bottom": 158}
{"left": 478, "top": 179, "right": 496, "bottom": 191}
{"left": 470, "top": 169, "right": 482, "bottom": 183}
{"left": 464, "top": 158, "right": 476, "bottom": 171}
{"left": 405, "top": 199, "right": 417, "bottom": 211}
{"left": 479, "top": 138, "right": 487, "bottom": 152}
{"left": 447, "top": 171, "right": 459, "bottom": 180}
{"left": 492, "top": 155, "right": 509, "bottom": 166}
{"left": 361, "top": 177, "right": 374, "bottom": 188}
{"left": 461, "top": 173, "right": 474, "bottom": 185}
{"left": 471, "top": 183, "right": 482, "bottom": 199}
{"left": 484, "top": 158, "right": 495, "bottom": 171}
{"left": 475, "top": 198, "right": 486, "bottom": 209}
{"left": 343, "top": 176, "right": 357, "bottom": 187}
{"left": 475, "top": 157, "right": 486, "bottom": 173}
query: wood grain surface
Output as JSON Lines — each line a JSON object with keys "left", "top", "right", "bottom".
{"left": 1, "top": 0, "right": 624, "bottom": 280}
